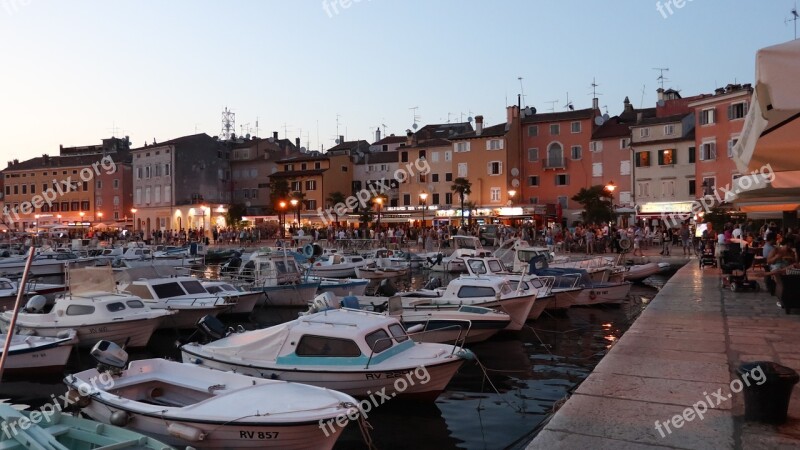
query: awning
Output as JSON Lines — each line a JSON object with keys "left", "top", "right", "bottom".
{"left": 733, "top": 39, "right": 800, "bottom": 194}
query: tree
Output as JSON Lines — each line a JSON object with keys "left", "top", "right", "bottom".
{"left": 325, "top": 191, "right": 347, "bottom": 225}
{"left": 371, "top": 193, "right": 388, "bottom": 229}
{"left": 571, "top": 185, "right": 614, "bottom": 225}
{"left": 225, "top": 203, "right": 247, "bottom": 229}
{"left": 451, "top": 177, "right": 472, "bottom": 226}
{"left": 358, "top": 201, "right": 374, "bottom": 228}
{"left": 269, "top": 178, "right": 290, "bottom": 207}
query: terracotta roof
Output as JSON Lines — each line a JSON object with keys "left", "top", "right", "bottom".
{"left": 372, "top": 136, "right": 407, "bottom": 145}
{"left": 405, "top": 138, "right": 452, "bottom": 149}
{"left": 276, "top": 154, "right": 328, "bottom": 163}
{"left": 5, "top": 153, "right": 117, "bottom": 172}
{"left": 414, "top": 122, "right": 473, "bottom": 141}
{"left": 591, "top": 117, "right": 630, "bottom": 140}
{"left": 132, "top": 133, "right": 215, "bottom": 151}
{"left": 632, "top": 113, "right": 690, "bottom": 126}
{"left": 521, "top": 108, "right": 596, "bottom": 124}
{"left": 451, "top": 122, "right": 508, "bottom": 140}
{"left": 364, "top": 152, "right": 399, "bottom": 164}
{"left": 327, "top": 140, "right": 370, "bottom": 154}
{"left": 269, "top": 169, "right": 326, "bottom": 178}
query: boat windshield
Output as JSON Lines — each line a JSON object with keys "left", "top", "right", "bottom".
{"left": 467, "top": 260, "right": 487, "bottom": 274}
{"left": 296, "top": 335, "right": 362, "bottom": 357}
{"left": 487, "top": 259, "right": 504, "bottom": 273}
{"left": 180, "top": 281, "right": 207, "bottom": 295}
{"left": 0, "top": 281, "right": 13, "bottom": 290}
{"left": 365, "top": 329, "right": 393, "bottom": 353}
{"left": 388, "top": 324, "right": 408, "bottom": 343}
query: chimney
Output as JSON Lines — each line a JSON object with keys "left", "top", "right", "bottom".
{"left": 273, "top": 131, "right": 279, "bottom": 140}
{"left": 624, "top": 96, "right": 634, "bottom": 114}
{"left": 506, "top": 106, "right": 519, "bottom": 124}
{"left": 406, "top": 130, "right": 413, "bottom": 146}
{"left": 657, "top": 88, "right": 665, "bottom": 102}
{"left": 295, "top": 137, "right": 301, "bottom": 149}
{"left": 475, "top": 115, "right": 484, "bottom": 135}
{"left": 42, "top": 154, "right": 49, "bottom": 165}
{"left": 339, "top": 135, "right": 345, "bottom": 145}
{"left": 375, "top": 127, "right": 381, "bottom": 142}
{"left": 592, "top": 97, "right": 599, "bottom": 110}
{"left": 637, "top": 112, "right": 644, "bottom": 123}
{"left": 715, "top": 87, "right": 726, "bottom": 95}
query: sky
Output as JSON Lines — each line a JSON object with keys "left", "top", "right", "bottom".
{"left": 0, "top": 0, "right": 796, "bottom": 160}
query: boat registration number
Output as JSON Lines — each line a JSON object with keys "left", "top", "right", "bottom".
{"left": 87, "top": 326, "right": 108, "bottom": 334}
{"left": 365, "top": 370, "right": 411, "bottom": 380}
{"left": 239, "top": 431, "right": 279, "bottom": 439}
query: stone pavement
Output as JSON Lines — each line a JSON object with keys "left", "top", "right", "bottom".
{"left": 527, "top": 257, "right": 800, "bottom": 449}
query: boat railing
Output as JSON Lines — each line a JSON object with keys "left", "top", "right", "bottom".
{"left": 364, "top": 324, "right": 467, "bottom": 369}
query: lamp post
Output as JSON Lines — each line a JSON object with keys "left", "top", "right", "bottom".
{"left": 200, "top": 205, "right": 209, "bottom": 239}
{"left": 131, "top": 208, "right": 137, "bottom": 235}
{"left": 419, "top": 192, "right": 428, "bottom": 229}
{"left": 290, "top": 198, "right": 299, "bottom": 228}
{"left": 605, "top": 181, "right": 616, "bottom": 225}
{"left": 374, "top": 197, "right": 383, "bottom": 229}
{"left": 278, "top": 200, "right": 287, "bottom": 239}
{"left": 79, "top": 211, "right": 85, "bottom": 236}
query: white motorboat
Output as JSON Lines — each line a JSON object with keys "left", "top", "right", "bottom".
{"left": 0, "top": 329, "right": 77, "bottom": 377}
{"left": 623, "top": 262, "right": 661, "bottom": 282}
{"left": 182, "top": 308, "right": 472, "bottom": 400}
{"left": 0, "top": 401, "right": 173, "bottom": 450}
{"left": 0, "top": 277, "right": 65, "bottom": 310}
{"left": 529, "top": 266, "right": 632, "bottom": 306}
{"left": 0, "top": 251, "right": 95, "bottom": 277}
{"left": 66, "top": 343, "right": 359, "bottom": 450}
{"left": 225, "top": 249, "right": 320, "bottom": 307}
{"left": 307, "top": 253, "right": 375, "bottom": 278}
{"left": 0, "top": 292, "right": 171, "bottom": 348}
{"left": 312, "top": 276, "right": 369, "bottom": 296}
{"left": 121, "top": 277, "right": 236, "bottom": 329}
{"left": 361, "top": 248, "right": 422, "bottom": 269}
{"left": 424, "top": 236, "right": 492, "bottom": 273}
{"left": 200, "top": 280, "right": 261, "bottom": 315}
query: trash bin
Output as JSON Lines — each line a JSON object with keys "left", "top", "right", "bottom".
{"left": 738, "top": 361, "right": 800, "bottom": 424}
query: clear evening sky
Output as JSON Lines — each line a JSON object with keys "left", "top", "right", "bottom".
{"left": 0, "top": 0, "right": 794, "bottom": 160}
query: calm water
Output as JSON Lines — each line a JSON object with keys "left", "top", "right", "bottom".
{"left": 0, "top": 268, "right": 668, "bottom": 450}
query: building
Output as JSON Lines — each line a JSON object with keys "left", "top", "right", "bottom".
{"left": 392, "top": 137, "right": 453, "bottom": 224}
{"left": 353, "top": 150, "right": 400, "bottom": 206}
{"left": 689, "top": 83, "right": 753, "bottom": 201}
{"left": 131, "top": 133, "right": 229, "bottom": 238}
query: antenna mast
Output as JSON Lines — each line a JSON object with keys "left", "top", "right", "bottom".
{"left": 653, "top": 68, "right": 670, "bottom": 90}
{"left": 787, "top": 3, "right": 799, "bottom": 39}
{"left": 640, "top": 85, "right": 647, "bottom": 109}
{"left": 409, "top": 106, "right": 420, "bottom": 130}
{"left": 219, "top": 107, "right": 235, "bottom": 140}
{"left": 518, "top": 76, "right": 526, "bottom": 106}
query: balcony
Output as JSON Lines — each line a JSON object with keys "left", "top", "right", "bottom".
{"left": 543, "top": 157, "right": 566, "bottom": 170}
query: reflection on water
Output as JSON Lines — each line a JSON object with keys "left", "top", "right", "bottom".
{"left": 10, "top": 268, "right": 666, "bottom": 450}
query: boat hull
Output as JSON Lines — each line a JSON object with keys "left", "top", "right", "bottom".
{"left": 253, "top": 282, "right": 320, "bottom": 307}
{"left": 7, "top": 317, "right": 162, "bottom": 348}
{"left": 527, "top": 296, "right": 552, "bottom": 320}
{"left": 156, "top": 306, "right": 226, "bottom": 329}
{"left": 0, "top": 342, "right": 74, "bottom": 376}
{"left": 220, "top": 292, "right": 262, "bottom": 315}
{"left": 317, "top": 279, "right": 369, "bottom": 296}
{"left": 426, "top": 295, "right": 535, "bottom": 331}
{"left": 573, "top": 283, "right": 632, "bottom": 306}
{"left": 624, "top": 263, "right": 661, "bottom": 282}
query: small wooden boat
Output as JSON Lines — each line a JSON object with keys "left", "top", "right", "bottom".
{"left": 354, "top": 265, "right": 408, "bottom": 279}
{"left": 0, "top": 401, "right": 173, "bottom": 449}
{"left": 0, "top": 329, "right": 77, "bottom": 377}
{"left": 66, "top": 346, "right": 359, "bottom": 450}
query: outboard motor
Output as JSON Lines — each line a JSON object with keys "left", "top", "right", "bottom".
{"left": 91, "top": 340, "right": 129, "bottom": 373}
{"left": 423, "top": 277, "right": 442, "bottom": 290}
{"left": 223, "top": 256, "right": 242, "bottom": 273}
{"left": 426, "top": 253, "right": 444, "bottom": 267}
{"left": 23, "top": 295, "right": 47, "bottom": 313}
{"left": 376, "top": 279, "right": 397, "bottom": 297}
{"left": 528, "top": 255, "right": 550, "bottom": 274}
{"left": 341, "top": 295, "right": 360, "bottom": 310}
{"left": 197, "top": 314, "right": 229, "bottom": 341}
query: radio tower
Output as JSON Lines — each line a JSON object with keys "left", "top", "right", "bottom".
{"left": 219, "top": 107, "right": 236, "bottom": 140}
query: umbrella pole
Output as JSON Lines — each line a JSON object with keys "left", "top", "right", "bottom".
{"left": 0, "top": 246, "right": 36, "bottom": 380}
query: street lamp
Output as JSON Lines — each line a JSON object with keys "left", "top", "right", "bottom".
{"left": 508, "top": 189, "right": 516, "bottom": 205}
{"left": 290, "top": 198, "right": 299, "bottom": 227}
{"left": 200, "top": 205, "right": 209, "bottom": 237}
{"left": 131, "top": 208, "right": 137, "bottom": 233}
{"left": 605, "top": 181, "right": 617, "bottom": 224}
{"left": 419, "top": 192, "right": 428, "bottom": 228}
{"left": 374, "top": 197, "right": 383, "bottom": 229}
{"left": 278, "top": 200, "right": 287, "bottom": 238}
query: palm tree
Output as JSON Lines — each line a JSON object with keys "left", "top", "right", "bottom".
{"left": 451, "top": 177, "right": 472, "bottom": 226}
{"left": 325, "top": 191, "right": 347, "bottom": 225}
{"left": 289, "top": 191, "right": 306, "bottom": 227}
{"left": 269, "top": 178, "right": 290, "bottom": 207}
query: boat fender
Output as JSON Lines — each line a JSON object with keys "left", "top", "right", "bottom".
{"left": 457, "top": 349, "right": 476, "bottom": 360}
{"left": 341, "top": 295, "right": 360, "bottom": 309}
{"left": 110, "top": 410, "right": 131, "bottom": 427}
{"left": 168, "top": 423, "right": 206, "bottom": 442}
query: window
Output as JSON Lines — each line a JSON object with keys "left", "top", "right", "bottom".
{"left": 419, "top": 150, "right": 426, "bottom": 160}
{"left": 701, "top": 177, "right": 716, "bottom": 195}
{"left": 400, "top": 151, "right": 409, "bottom": 162}
{"left": 620, "top": 138, "right": 630, "bottom": 149}
{"left": 291, "top": 181, "right": 301, "bottom": 191}
{"left": 640, "top": 128, "right": 650, "bottom": 138}
{"left": 164, "top": 186, "right": 171, "bottom": 202}
{"left": 432, "top": 174, "right": 439, "bottom": 183}
{"left": 664, "top": 124, "right": 675, "bottom": 136}
{"left": 557, "top": 196, "right": 568, "bottom": 209}
{"left": 151, "top": 281, "right": 187, "bottom": 299}
{"left": 431, "top": 152, "right": 439, "bottom": 162}
{"left": 457, "top": 163, "right": 468, "bottom": 177}
{"left": 700, "top": 142, "right": 716, "bottom": 160}
{"left": 457, "top": 286, "right": 496, "bottom": 298}
{"left": 727, "top": 138, "right": 739, "bottom": 157}
{"left": 637, "top": 181, "right": 650, "bottom": 197}
{"left": 113, "top": 211, "right": 119, "bottom": 220}
{"left": 689, "top": 146, "right": 696, "bottom": 163}
{"left": 388, "top": 324, "right": 408, "bottom": 343}
{"left": 592, "top": 163, "right": 603, "bottom": 177}
{"left": 66, "top": 305, "right": 95, "bottom": 316}
{"left": 135, "top": 187, "right": 142, "bottom": 205}
{"left": 21, "top": 185, "right": 26, "bottom": 195}
{"left": 42, "top": 184, "right": 47, "bottom": 192}
{"left": 527, "top": 125, "right": 539, "bottom": 137}
{"left": 658, "top": 149, "right": 675, "bottom": 165}
{"left": 728, "top": 102, "right": 747, "bottom": 120}
{"left": 52, "top": 203, "right": 59, "bottom": 212}
{"left": 570, "top": 145, "right": 582, "bottom": 160}
{"left": 301, "top": 163, "right": 307, "bottom": 171}
{"left": 165, "top": 163, "right": 171, "bottom": 176}
{"left": 661, "top": 180, "right": 676, "bottom": 197}
{"left": 72, "top": 201, "right": 80, "bottom": 211}
{"left": 341, "top": 165, "right": 348, "bottom": 172}
{"left": 155, "top": 164, "right": 162, "bottom": 177}
{"left": 528, "top": 176, "right": 539, "bottom": 186}
{"left": 403, "top": 194, "right": 410, "bottom": 206}
{"left": 487, "top": 139, "right": 503, "bottom": 150}
{"left": 454, "top": 142, "right": 470, "bottom": 153}
{"left": 488, "top": 161, "right": 502, "bottom": 175}
{"left": 315, "top": 162, "right": 321, "bottom": 169}
{"left": 418, "top": 173, "right": 426, "bottom": 183}
{"left": 619, "top": 191, "right": 631, "bottom": 204}
{"left": 145, "top": 166, "right": 151, "bottom": 179}
{"left": 445, "top": 173, "right": 453, "bottom": 182}
{"left": 689, "top": 179, "right": 696, "bottom": 196}
{"left": 620, "top": 160, "right": 631, "bottom": 176}
{"left": 550, "top": 124, "right": 560, "bottom": 135}
{"left": 555, "top": 174, "right": 569, "bottom": 186}
{"left": 528, "top": 148, "right": 539, "bottom": 162}
{"left": 432, "top": 193, "right": 440, "bottom": 204}
{"left": 571, "top": 121, "right": 581, "bottom": 133}
{"left": 306, "top": 199, "right": 316, "bottom": 210}
{"left": 284, "top": 164, "right": 294, "bottom": 171}
{"left": 144, "top": 187, "right": 151, "bottom": 204}
{"left": 444, "top": 151, "right": 452, "bottom": 161}
{"left": 366, "top": 329, "right": 392, "bottom": 353}
{"left": 700, "top": 108, "right": 716, "bottom": 125}
{"left": 445, "top": 193, "right": 452, "bottom": 204}
{"left": 183, "top": 280, "right": 210, "bottom": 294}
{"left": 590, "top": 141, "right": 602, "bottom": 152}
{"left": 529, "top": 197, "right": 538, "bottom": 204}
{"left": 106, "top": 302, "right": 126, "bottom": 313}
{"left": 305, "top": 180, "right": 317, "bottom": 191}
{"left": 635, "top": 151, "right": 651, "bottom": 167}
{"left": 41, "top": 204, "right": 49, "bottom": 212}
{"left": 545, "top": 143, "right": 565, "bottom": 169}
{"left": 296, "top": 335, "right": 361, "bottom": 357}
{"left": 61, "top": 202, "right": 69, "bottom": 211}
{"left": 490, "top": 188, "right": 501, "bottom": 202}
{"left": 154, "top": 186, "right": 161, "bottom": 203}
{"left": 113, "top": 195, "right": 120, "bottom": 206}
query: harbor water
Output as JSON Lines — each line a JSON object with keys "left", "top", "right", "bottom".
{"left": 0, "top": 268, "right": 668, "bottom": 450}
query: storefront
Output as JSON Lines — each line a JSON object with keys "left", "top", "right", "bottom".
{"left": 636, "top": 201, "right": 696, "bottom": 228}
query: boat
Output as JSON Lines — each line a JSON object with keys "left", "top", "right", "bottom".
{"left": 623, "top": 262, "right": 661, "bottom": 282}
{"left": 528, "top": 261, "right": 632, "bottom": 306}
{"left": 181, "top": 308, "right": 472, "bottom": 400}
{"left": 306, "top": 253, "right": 375, "bottom": 278}
{"left": 200, "top": 280, "right": 261, "bottom": 315}
{"left": 0, "top": 329, "right": 77, "bottom": 377}
{"left": 120, "top": 277, "right": 236, "bottom": 329}
{"left": 65, "top": 342, "right": 359, "bottom": 450}
{"left": 361, "top": 248, "right": 423, "bottom": 269}
{"left": 0, "top": 401, "right": 173, "bottom": 450}
{"left": 354, "top": 265, "right": 409, "bottom": 279}
{"left": 423, "top": 236, "right": 492, "bottom": 273}
{"left": 311, "top": 276, "right": 369, "bottom": 296}
{"left": 0, "top": 277, "right": 65, "bottom": 310}
{"left": 0, "top": 251, "right": 95, "bottom": 277}
{"left": 224, "top": 249, "right": 320, "bottom": 307}
{"left": 0, "top": 292, "right": 172, "bottom": 348}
